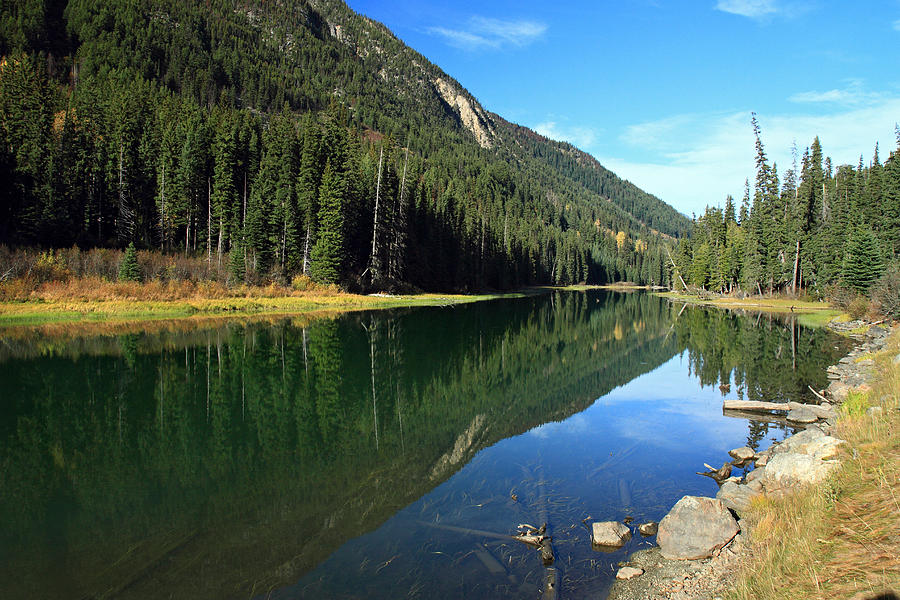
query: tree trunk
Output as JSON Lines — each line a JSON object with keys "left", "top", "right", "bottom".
{"left": 791, "top": 239, "right": 800, "bottom": 295}
{"left": 369, "top": 146, "right": 384, "bottom": 285}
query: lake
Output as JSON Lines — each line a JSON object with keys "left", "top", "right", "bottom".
{"left": 0, "top": 290, "right": 848, "bottom": 599}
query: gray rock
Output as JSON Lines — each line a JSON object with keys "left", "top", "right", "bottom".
{"left": 893, "top": 353, "right": 900, "bottom": 366}
{"left": 759, "top": 453, "right": 840, "bottom": 492}
{"left": 745, "top": 466, "right": 765, "bottom": 482}
{"left": 615, "top": 566, "right": 644, "bottom": 580}
{"left": 773, "top": 428, "right": 846, "bottom": 460}
{"left": 827, "top": 380, "right": 851, "bottom": 402}
{"left": 656, "top": 496, "right": 739, "bottom": 560}
{"left": 716, "top": 480, "right": 758, "bottom": 514}
{"left": 745, "top": 478, "right": 764, "bottom": 493}
{"left": 728, "top": 446, "right": 756, "bottom": 461}
{"left": 592, "top": 521, "right": 632, "bottom": 548}
{"left": 786, "top": 406, "right": 817, "bottom": 423}
{"left": 866, "top": 405, "right": 883, "bottom": 416}
{"left": 638, "top": 522, "right": 658, "bottom": 536}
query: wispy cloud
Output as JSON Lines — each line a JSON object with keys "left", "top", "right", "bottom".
{"left": 789, "top": 79, "right": 882, "bottom": 106}
{"left": 428, "top": 16, "right": 546, "bottom": 51}
{"left": 533, "top": 120, "right": 599, "bottom": 150}
{"left": 893, "top": 19, "right": 900, "bottom": 31}
{"left": 714, "top": 0, "right": 813, "bottom": 20}
{"left": 715, "top": 0, "right": 778, "bottom": 18}
{"left": 596, "top": 95, "right": 900, "bottom": 217}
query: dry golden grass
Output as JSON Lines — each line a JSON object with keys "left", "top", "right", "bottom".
{"left": 0, "top": 275, "right": 494, "bottom": 331}
{"left": 728, "top": 327, "right": 900, "bottom": 600}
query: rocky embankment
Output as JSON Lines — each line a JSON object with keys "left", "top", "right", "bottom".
{"left": 606, "top": 321, "right": 892, "bottom": 600}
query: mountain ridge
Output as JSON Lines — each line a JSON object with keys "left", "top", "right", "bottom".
{"left": 0, "top": 0, "right": 691, "bottom": 290}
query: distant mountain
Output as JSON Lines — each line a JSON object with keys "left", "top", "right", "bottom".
{"left": 0, "top": 0, "right": 691, "bottom": 290}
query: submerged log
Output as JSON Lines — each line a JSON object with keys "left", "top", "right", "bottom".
{"left": 723, "top": 408, "right": 792, "bottom": 426}
{"left": 541, "top": 566, "right": 559, "bottom": 600}
{"left": 723, "top": 400, "right": 833, "bottom": 419}
{"left": 473, "top": 543, "right": 506, "bottom": 575}
{"left": 539, "top": 538, "right": 554, "bottom": 566}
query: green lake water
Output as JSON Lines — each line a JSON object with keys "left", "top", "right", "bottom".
{"left": 0, "top": 290, "right": 849, "bottom": 599}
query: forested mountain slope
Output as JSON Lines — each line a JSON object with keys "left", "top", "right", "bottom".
{"left": 0, "top": 0, "right": 690, "bottom": 290}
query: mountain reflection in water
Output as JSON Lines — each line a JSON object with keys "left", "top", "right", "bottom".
{"left": 0, "top": 291, "right": 848, "bottom": 599}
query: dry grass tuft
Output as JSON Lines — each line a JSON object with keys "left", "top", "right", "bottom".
{"left": 728, "top": 326, "right": 900, "bottom": 600}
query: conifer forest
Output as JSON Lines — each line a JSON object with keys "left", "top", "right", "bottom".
{"left": 0, "top": 0, "right": 690, "bottom": 292}
{"left": 674, "top": 113, "right": 900, "bottom": 311}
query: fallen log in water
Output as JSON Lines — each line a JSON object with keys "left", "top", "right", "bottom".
{"left": 722, "top": 400, "right": 834, "bottom": 419}
{"left": 723, "top": 408, "right": 792, "bottom": 426}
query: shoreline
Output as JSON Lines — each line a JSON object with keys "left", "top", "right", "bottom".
{"left": 0, "top": 283, "right": 649, "bottom": 332}
{"left": 606, "top": 318, "right": 897, "bottom": 600}
{"left": 656, "top": 291, "right": 841, "bottom": 328}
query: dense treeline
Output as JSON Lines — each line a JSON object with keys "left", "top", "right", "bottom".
{"left": 0, "top": 0, "right": 689, "bottom": 291}
{"left": 676, "top": 114, "right": 900, "bottom": 306}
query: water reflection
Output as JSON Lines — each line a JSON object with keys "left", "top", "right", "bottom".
{"left": 0, "top": 292, "right": 846, "bottom": 599}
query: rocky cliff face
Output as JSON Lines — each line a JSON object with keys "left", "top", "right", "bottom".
{"left": 432, "top": 77, "right": 496, "bottom": 149}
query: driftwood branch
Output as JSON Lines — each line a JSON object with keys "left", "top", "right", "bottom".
{"left": 807, "top": 385, "right": 829, "bottom": 403}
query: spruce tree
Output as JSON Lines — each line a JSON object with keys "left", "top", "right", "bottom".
{"left": 118, "top": 242, "right": 141, "bottom": 282}
{"left": 842, "top": 228, "right": 884, "bottom": 293}
{"left": 229, "top": 243, "right": 246, "bottom": 285}
{"left": 310, "top": 160, "right": 344, "bottom": 284}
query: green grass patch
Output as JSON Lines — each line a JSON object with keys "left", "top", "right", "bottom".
{"left": 840, "top": 389, "right": 870, "bottom": 417}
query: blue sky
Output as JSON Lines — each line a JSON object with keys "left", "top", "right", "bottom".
{"left": 346, "top": 0, "right": 900, "bottom": 217}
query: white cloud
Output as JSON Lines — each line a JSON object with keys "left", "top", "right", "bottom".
{"left": 714, "top": 0, "right": 814, "bottom": 20}
{"left": 893, "top": 19, "right": 900, "bottom": 31}
{"left": 789, "top": 79, "right": 881, "bottom": 105}
{"left": 534, "top": 120, "right": 599, "bottom": 150}
{"left": 715, "top": 0, "right": 778, "bottom": 18}
{"left": 428, "top": 16, "right": 546, "bottom": 50}
{"left": 593, "top": 96, "right": 900, "bottom": 217}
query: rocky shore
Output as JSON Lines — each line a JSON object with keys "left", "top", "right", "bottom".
{"left": 605, "top": 320, "right": 892, "bottom": 600}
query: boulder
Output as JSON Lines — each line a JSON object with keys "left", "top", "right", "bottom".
{"left": 826, "top": 380, "right": 851, "bottom": 402}
{"left": 773, "top": 428, "right": 845, "bottom": 460}
{"left": 728, "top": 446, "right": 756, "bottom": 462}
{"left": 759, "top": 453, "right": 840, "bottom": 492}
{"left": 592, "top": 521, "right": 632, "bottom": 548}
{"left": 637, "top": 522, "right": 658, "bottom": 536}
{"left": 656, "top": 496, "right": 739, "bottom": 560}
{"left": 755, "top": 452, "right": 770, "bottom": 467}
{"left": 786, "top": 406, "right": 817, "bottom": 423}
{"left": 615, "top": 566, "right": 644, "bottom": 580}
{"left": 716, "top": 480, "right": 759, "bottom": 513}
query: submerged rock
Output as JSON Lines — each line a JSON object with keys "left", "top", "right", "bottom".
{"left": 591, "top": 521, "right": 632, "bottom": 548}
{"left": 656, "top": 496, "right": 739, "bottom": 560}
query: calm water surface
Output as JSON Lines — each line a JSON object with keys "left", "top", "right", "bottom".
{"left": 0, "top": 291, "right": 848, "bottom": 599}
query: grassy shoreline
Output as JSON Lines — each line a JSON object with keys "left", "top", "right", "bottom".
{"left": 727, "top": 325, "right": 899, "bottom": 599}
{"left": 0, "top": 291, "right": 515, "bottom": 329}
{"left": 656, "top": 291, "right": 842, "bottom": 327}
